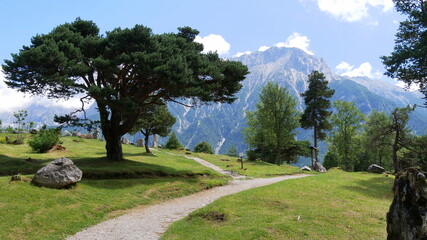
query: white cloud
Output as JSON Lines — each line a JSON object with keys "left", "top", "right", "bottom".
{"left": 195, "top": 34, "right": 231, "bottom": 55}
{"left": 395, "top": 81, "right": 420, "bottom": 91}
{"left": 0, "top": 71, "right": 87, "bottom": 113}
{"left": 258, "top": 46, "right": 270, "bottom": 52}
{"left": 276, "top": 32, "right": 314, "bottom": 55}
{"left": 233, "top": 51, "right": 252, "bottom": 58}
{"left": 336, "top": 61, "right": 382, "bottom": 79}
{"left": 313, "top": 0, "right": 394, "bottom": 22}
{"left": 0, "top": 72, "right": 33, "bottom": 113}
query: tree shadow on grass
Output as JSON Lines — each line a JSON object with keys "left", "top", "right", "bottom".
{"left": 0, "top": 154, "right": 52, "bottom": 176}
{"left": 340, "top": 174, "right": 394, "bottom": 200}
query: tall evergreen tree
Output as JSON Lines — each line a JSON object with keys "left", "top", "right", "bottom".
{"left": 2, "top": 18, "right": 248, "bottom": 161}
{"left": 381, "top": 0, "right": 427, "bottom": 106}
{"left": 300, "top": 70, "right": 335, "bottom": 165}
{"left": 243, "top": 82, "right": 309, "bottom": 165}
{"left": 130, "top": 104, "right": 176, "bottom": 154}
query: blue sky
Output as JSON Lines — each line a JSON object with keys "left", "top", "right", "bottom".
{"left": 0, "top": 0, "right": 403, "bottom": 112}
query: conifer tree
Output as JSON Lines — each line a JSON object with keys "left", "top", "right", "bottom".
{"left": 300, "top": 71, "right": 334, "bottom": 165}
{"left": 130, "top": 104, "right": 176, "bottom": 153}
{"left": 2, "top": 18, "right": 248, "bottom": 161}
{"left": 165, "top": 132, "right": 182, "bottom": 149}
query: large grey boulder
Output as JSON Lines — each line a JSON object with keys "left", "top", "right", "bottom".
{"left": 31, "top": 157, "right": 82, "bottom": 188}
{"left": 387, "top": 168, "right": 427, "bottom": 240}
{"left": 121, "top": 137, "right": 130, "bottom": 145}
{"left": 135, "top": 138, "right": 144, "bottom": 147}
{"left": 367, "top": 164, "right": 385, "bottom": 173}
{"left": 314, "top": 161, "right": 327, "bottom": 173}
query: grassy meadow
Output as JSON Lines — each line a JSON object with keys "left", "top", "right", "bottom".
{"left": 170, "top": 150, "right": 305, "bottom": 178}
{"left": 0, "top": 133, "right": 395, "bottom": 240}
{"left": 0, "top": 134, "right": 227, "bottom": 239}
{"left": 162, "top": 169, "right": 394, "bottom": 240}
{"left": 0, "top": 134, "right": 221, "bottom": 178}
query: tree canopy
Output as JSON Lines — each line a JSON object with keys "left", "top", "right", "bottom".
{"left": 329, "top": 100, "right": 365, "bottom": 171}
{"left": 381, "top": 0, "right": 427, "bottom": 106}
{"left": 244, "top": 82, "right": 309, "bottom": 165}
{"left": 2, "top": 18, "right": 248, "bottom": 160}
{"left": 130, "top": 104, "right": 176, "bottom": 153}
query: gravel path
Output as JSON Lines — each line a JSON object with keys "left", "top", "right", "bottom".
{"left": 66, "top": 154, "right": 311, "bottom": 240}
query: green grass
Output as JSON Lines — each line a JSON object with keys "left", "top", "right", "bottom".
{"left": 0, "top": 177, "right": 227, "bottom": 240}
{"left": 162, "top": 169, "right": 394, "bottom": 240}
{"left": 170, "top": 150, "right": 305, "bottom": 178}
{"left": 0, "top": 134, "right": 221, "bottom": 178}
{"left": 0, "top": 134, "right": 228, "bottom": 239}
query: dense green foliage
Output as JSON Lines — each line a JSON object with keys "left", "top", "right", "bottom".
{"left": 387, "top": 105, "right": 415, "bottom": 172}
{"left": 226, "top": 145, "right": 239, "bottom": 157}
{"left": 163, "top": 170, "right": 393, "bottom": 240}
{"left": 381, "top": 0, "right": 427, "bottom": 105}
{"left": 28, "top": 126, "right": 61, "bottom": 153}
{"left": 165, "top": 132, "right": 183, "bottom": 149}
{"left": 300, "top": 70, "right": 335, "bottom": 162}
{"left": 244, "top": 82, "right": 309, "bottom": 165}
{"left": 2, "top": 18, "right": 248, "bottom": 161}
{"left": 329, "top": 100, "right": 365, "bottom": 171}
{"left": 130, "top": 104, "right": 176, "bottom": 153}
{"left": 323, "top": 151, "right": 339, "bottom": 169}
{"left": 193, "top": 142, "right": 214, "bottom": 154}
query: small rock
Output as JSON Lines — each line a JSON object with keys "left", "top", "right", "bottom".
{"left": 301, "top": 166, "right": 312, "bottom": 171}
{"left": 121, "top": 137, "right": 131, "bottom": 145}
{"left": 367, "top": 164, "right": 385, "bottom": 174}
{"left": 31, "top": 157, "right": 82, "bottom": 189}
{"left": 314, "top": 161, "right": 327, "bottom": 173}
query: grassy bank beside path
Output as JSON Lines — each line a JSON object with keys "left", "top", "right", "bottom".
{"left": 163, "top": 169, "right": 394, "bottom": 240}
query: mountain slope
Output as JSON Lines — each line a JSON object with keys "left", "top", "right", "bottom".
{"left": 168, "top": 47, "right": 427, "bottom": 156}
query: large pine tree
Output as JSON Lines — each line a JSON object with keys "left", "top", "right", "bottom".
{"left": 2, "top": 18, "right": 248, "bottom": 161}
{"left": 300, "top": 70, "right": 335, "bottom": 165}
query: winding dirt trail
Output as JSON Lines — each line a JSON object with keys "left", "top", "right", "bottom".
{"left": 66, "top": 155, "right": 311, "bottom": 240}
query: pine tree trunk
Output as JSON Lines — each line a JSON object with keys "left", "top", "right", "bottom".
{"left": 313, "top": 126, "right": 318, "bottom": 167}
{"left": 104, "top": 127, "right": 123, "bottom": 161}
{"left": 392, "top": 130, "right": 400, "bottom": 173}
{"left": 99, "top": 106, "right": 124, "bottom": 161}
{"left": 144, "top": 133, "right": 151, "bottom": 154}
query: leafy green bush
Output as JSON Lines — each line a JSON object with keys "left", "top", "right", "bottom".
{"left": 165, "top": 132, "right": 182, "bottom": 149}
{"left": 194, "top": 142, "right": 214, "bottom": 154}
{"left": 28, "top": 126, "right": 61, "bottom": 153}
{"left": 323, "top": 151, "right": 339, "bottom": 170}
{"left": 226, "top": 145, "right": 239, "bottom": 157}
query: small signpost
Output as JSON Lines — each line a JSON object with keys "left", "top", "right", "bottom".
{"left": 239, "top": 152, "right": 244, "bottom": 169}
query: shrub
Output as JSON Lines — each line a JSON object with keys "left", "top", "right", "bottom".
{"left": 194, "top": 142, "right": 214, "bottom": 154}
{"left": 165, "top": 132, "right": 182, "bottom": 149}
{"left": 226, "top": 145, "right": 239, "bottom": 157}
{"left": 323, "top": 151, "right": 339, "bottom": 170}
{"left": 28, "top": 126, "right": 61, "bottom": 153}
